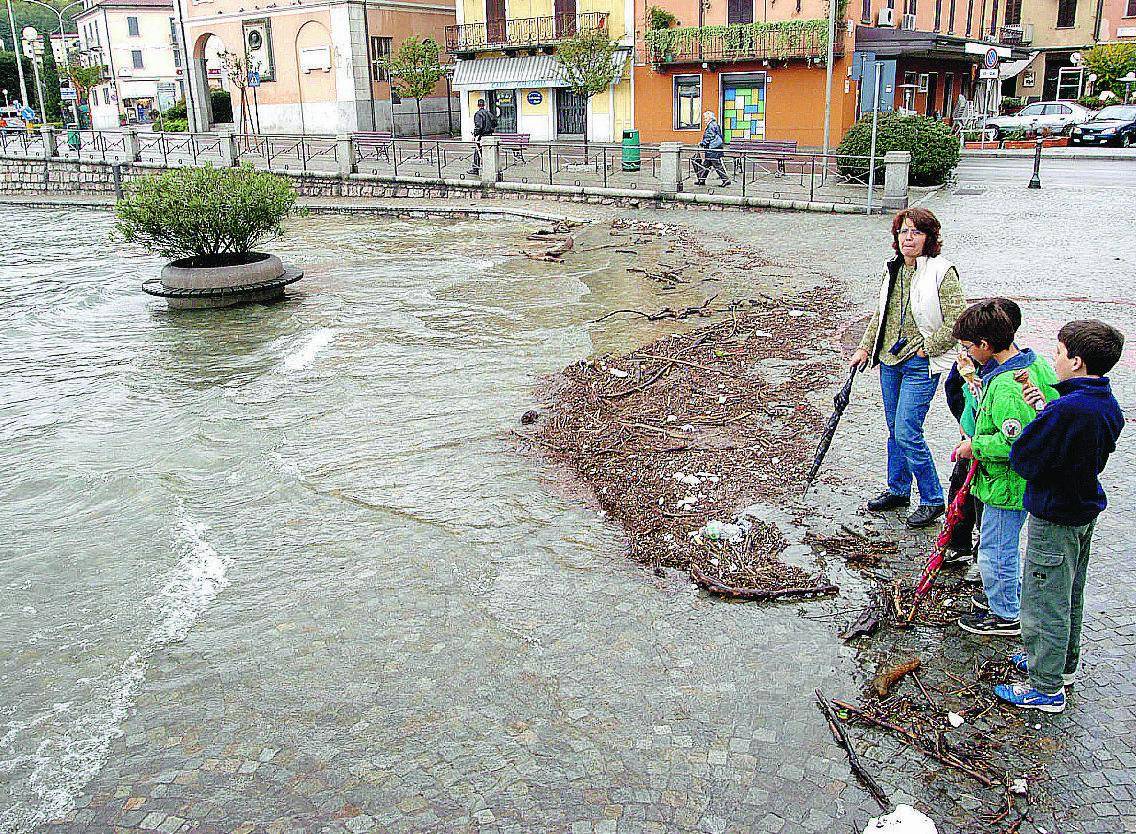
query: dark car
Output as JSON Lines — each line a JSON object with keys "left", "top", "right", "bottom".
{"left": 1070, "top": 105, "right": 1136, "bottom": 147}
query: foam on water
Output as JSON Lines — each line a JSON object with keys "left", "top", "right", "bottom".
{"left": 283, "top": 328, "right": 335, "bottom": 371}
{"left": 0, "top": 510, "right": 230, "bottom": 832}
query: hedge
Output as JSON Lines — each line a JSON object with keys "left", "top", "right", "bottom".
{"left": 837, "top": 112, "right": 960, "bottom": 186}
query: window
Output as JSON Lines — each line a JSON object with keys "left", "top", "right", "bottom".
{"left": 1019, "top": 103, "right": 1044, "bottom": 115}
{"left": 1046, "top": 103, "right": 1071, "bottom": 114}
{"left": 965, "top": 0, "right": 973, "bottom": 33}
{"left": 727, "top": 0, "right": 754, "bottom": 25}
{"left": 1056, "top": 0, "right": 1076, "bottom": 27}
{"left": 1127, "top": 0, "right": 1136, "bottom": 16}
{"left": 102, "top": 87, "right": 110, "bottom": 104}
{"left": 862, "top": 0, "right": 872, "bottom": 23}
{"left": 131, "top": 49, "right": 143, "bottom": 69}
{"left": 370, "top": 36, "right": 391, "bottom": 81}
{"left": 1004, "top": 0, "right": 1021, "bottom": 24}
{"left": 989, "top": 0, "right": 999, "bottom": 32}
{"left": 127, "top": 16, "right": 139, "bottom": 36}
{"left": 948, "top": 0, "right": 956, "bottom": 30}
{"left": 674, "top": 75, "right": 701, "bottom": 130}
{"left": 918, "top": 72, "right": 929, "bottom": 92}
{"left": 934, "top": 0, "right": 942, "bottom": 29}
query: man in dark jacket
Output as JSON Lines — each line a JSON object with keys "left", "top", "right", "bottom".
{"left": 993, "top": 319, "right": 1125, "bottom": 713}
{"left": 692, "top": 111, "right": 731, "bottom": 187}
{"left": 468, "top": 98, "right": 496, "bottom": 174}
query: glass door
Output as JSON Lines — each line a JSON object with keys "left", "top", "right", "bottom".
{"left": 488, "top": 89, "right": 517, "bottom": 134}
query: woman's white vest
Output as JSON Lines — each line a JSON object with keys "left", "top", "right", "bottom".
{"left": 872, "top": 255, "right": 957, "bottom": 376}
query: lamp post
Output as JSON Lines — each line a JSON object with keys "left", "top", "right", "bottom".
{"left": 821, "top": 0, "right": 838, "bottom": 155}
{"left": 22, "top": 27, "right": 47, "bottom": 122}
{"left": 865, "top": 60, "right": 883, "bottom": 215}
{"left": 21, "top": 0, "right": 85, "bottom": 125}
{"left": 5, "top": 0, "right": 30, "bottom": 108}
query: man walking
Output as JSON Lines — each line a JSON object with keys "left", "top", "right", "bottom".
{"left": 468, "top": 98, "right": 496, "bottom": 174}
{"left": 693, "top": 111, "right": 731, "bottom": 187}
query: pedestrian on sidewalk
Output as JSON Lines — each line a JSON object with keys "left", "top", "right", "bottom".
{"left": 951, "top": 300, "right": 1059, "bottom": 637}
{"left": 468, "top": 98, "right": 496, "bottom": 175}
{"left": 692, "top": 111, "right": 731, "bottom": 187}
{"left": 994, "top": 320, "right": 1125, "bottom": 713}
{"left": 849, "top": 208, "right": 967, "bottom": 528}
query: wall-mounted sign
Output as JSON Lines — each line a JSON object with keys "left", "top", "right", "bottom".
{"left": 299, "top": 46, "right": 331, "bottom": 74}
{"left": 242, "top": 18, "right": 275, "bottom": 81}
{"left": 526, "top": 90, "right": 542, "bottom": 105}
{"left": 1023, "top": 70, "right": 1036, "bottom": 87}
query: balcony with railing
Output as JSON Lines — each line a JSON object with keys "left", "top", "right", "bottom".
{"left": 998, "top": 24, "right": 1024, "bottom": 44}
{"left": 445, "top": 12, "right": 609, "bottom": 54}
{"left": 644, "top": 20, "right": 840, "bottom": 66}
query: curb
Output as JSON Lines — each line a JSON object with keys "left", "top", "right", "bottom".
{"left": 961, "top": 149, "right": 1136, "bottom": 161}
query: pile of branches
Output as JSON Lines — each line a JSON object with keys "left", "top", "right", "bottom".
{"left": 520, "top": 286, "right": 848, "bottom": 598}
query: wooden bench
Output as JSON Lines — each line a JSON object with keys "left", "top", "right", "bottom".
{"left": 354, "top": 131, "right": 393, "bottom": 163}
{"left": 726, "top": 139, "right": 798, "bottom": 177}
{"left": 495, "top": 132, "right": 530, "bottom": 163}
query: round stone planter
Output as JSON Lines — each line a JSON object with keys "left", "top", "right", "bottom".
{"left": 142, "top": 252, "right": 303, "bottom": 310}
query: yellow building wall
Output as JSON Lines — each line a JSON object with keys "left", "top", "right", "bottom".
{"left": 462, "top": 0, "right": 627, "bottom": 38}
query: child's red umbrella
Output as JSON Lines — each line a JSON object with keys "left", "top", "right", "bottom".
{"left": 906, "top": 458, "right": 979, "bottom": 621}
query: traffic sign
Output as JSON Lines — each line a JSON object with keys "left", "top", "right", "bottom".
{"left": 20, "top": 106, "right": 34, "bottom": 120}
{"left": 60, "top": 87, "right": 77, "bottom": 101}
{"left": 526, "top": 90, "right": 542, "bottom": 105}
{"left": 978, "top": 67, "right": 999, "bottom": 80}
{"left": 247, "top": 70, "right": 261, "bottom": 88}
{"left": 983, "top": 48, "right": 999, "bottom": 69}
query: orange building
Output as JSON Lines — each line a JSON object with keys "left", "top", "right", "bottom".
{"left": 633, "top": 0, "right": 1029, "bottom": 149}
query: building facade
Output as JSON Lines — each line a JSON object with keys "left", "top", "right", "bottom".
{"left": 178, "top": 0, "right": 457, "bottom": 135}
{"left": 76, "top": 0, "right": 186, "bottom": 129}
{"left": 448, "top": 0, "right": 634, "bottom": 142}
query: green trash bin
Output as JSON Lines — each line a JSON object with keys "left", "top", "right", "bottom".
{"left": 621, "top": 129, "right": 640, "bottom": 172}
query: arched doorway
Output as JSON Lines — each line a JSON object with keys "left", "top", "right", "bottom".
{"left": 190, "top": 32, "right": 232, "bottom": 130}
{"left": 294, "top": 21, "right": 334, "bottom": 134}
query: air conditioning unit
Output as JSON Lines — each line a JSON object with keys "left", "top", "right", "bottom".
{"left": 877, "top": 7, "right": 895, "bottom": 25}
{"left": 901, "top": 13, "right": 917, "bottom": 29}
{"left": 1021, "top": 22, "right": 1034, "bottom": 43}
{"left": 117, "top": 67, "right": 131, "bottom": 77}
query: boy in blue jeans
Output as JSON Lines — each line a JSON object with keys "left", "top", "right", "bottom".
{"left": 994, "top": 320, "right": 1125, "bottom": 713}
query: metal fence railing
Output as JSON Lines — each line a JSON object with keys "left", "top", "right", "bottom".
{"left": 56, "top": 130, "right": 130, "bottom": 163}
{"left": 233, "top": 134, "right": 340, "bottom": 173}
{"left": 498, "top": 140, "right": 665, "bottom": 191}
{"left": 0, "top": 128, "right": 46, "bottom": 158}
{"left": 677, "top": 147, "right": 882, "bottom": 209}
{"left": 137, "top": 132, "right": 226, "bottom": 167}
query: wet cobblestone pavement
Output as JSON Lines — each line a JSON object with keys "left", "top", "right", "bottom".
{"left": 19, "top": 172, "right": 1136, "bottom": 833}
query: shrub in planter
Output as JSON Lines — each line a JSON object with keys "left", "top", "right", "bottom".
{"left": 154, "top": 117, "right": 189, "bottom": 133}
{"left": 836, "top": 112, "right": 960, "bottom": 186}
{"left": 116, "top": 165, "right": 296, "bottom": 266}
{"left": 210, "top": 89, "right": 233, "bottom": 123}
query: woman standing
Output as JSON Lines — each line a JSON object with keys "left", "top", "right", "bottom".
{"left": 849, "top": 208, "right": 966, "bottom": 528}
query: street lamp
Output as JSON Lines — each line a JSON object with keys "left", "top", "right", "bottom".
{"left": 21, "top": 26, "right": 47, "bottom": 123}
{"left": 4, "top": 0, "right": 30, "bottom": 108}
{"left": 22, "top": 0, "right": 85, "bottom": 125}
{"left": 1120, "top": 71, "right": 1136, "bottom": 104}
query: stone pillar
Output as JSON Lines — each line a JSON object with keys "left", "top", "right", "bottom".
{"left": 122, "top": 127, "right": 141, "bottom": 163}
{"left": 217, "top": 130, "right": 238, "bottom": 167}
{"left": 883, "top": 150, "right": 911, "bottom": 211}
{"left": 659, "top": 142, "right": 682, "bottom": 194}
{"left": 336, "top": 133, "right": 356, "bottom": 177}
{"left": 479, "top": 136, "right": 501, "bottom": 184}
{"left": 40, "top": 125, "right": 58, "bottom": 158}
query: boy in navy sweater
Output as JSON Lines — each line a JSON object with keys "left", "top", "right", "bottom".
{"left": 994, "top": 320, "right": 1125, "bottom": 713}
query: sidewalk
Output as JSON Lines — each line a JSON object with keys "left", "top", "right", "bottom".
{"left": 962, "top": 146, "right": 1136, "bottom": 161}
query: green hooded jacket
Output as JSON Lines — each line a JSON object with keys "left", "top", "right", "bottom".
{"left": 971, "top": 349, "right": 1060, "bottom": 509}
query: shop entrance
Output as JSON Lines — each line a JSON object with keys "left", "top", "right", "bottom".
{"left": 720, "top": 73, "right": 767, "bottom": 142}
{"left": 488, "top": 89, "right": 517, "bottom": 134}
{"left": 556, "top": 89, "right": 586, "bottom": 136}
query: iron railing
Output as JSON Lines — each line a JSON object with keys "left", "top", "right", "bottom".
{"left": 0, "top": 129, "right": 45, "bottom": 157}
{"left": 646, "top": 24, "right": 840, "bottom": 65}
{"left": 498, "top": 140, "right": 664, "bottom": 191}
{"left": 137, "top": 132, "right": 225, "bottom": 167}
{"left": 233, "top": 134, "right": 339, "bottom": 172}
{"left": 446, "top": 12, "right": 608, "bottom": 53}
{"left": 57, "top": 130, "right": 129, "bottom": 163}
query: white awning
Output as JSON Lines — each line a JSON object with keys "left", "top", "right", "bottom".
{"left": 999, "top": 51, "right": 1037, "bottom": 81}
{"left": 452, "top": 50, "right": 629, "bottom": 90}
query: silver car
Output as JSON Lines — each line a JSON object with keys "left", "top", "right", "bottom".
{"left": 985, "top": 100, "right": 1093, "bottom": 138}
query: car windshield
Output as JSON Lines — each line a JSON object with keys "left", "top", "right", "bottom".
{"left": 1096, "top": 106, "right": 1136, "bottom": 120}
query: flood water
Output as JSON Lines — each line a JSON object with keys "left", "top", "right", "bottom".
{"left": 1, "top": 207, "right": 857, "bottom": 833}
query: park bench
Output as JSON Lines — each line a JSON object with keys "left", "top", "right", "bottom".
{"left": 354, "top": 131, "right": 393, "bottom": 163}
{"left": 726, "top": 139, "right": 799, "bottom": 177}
{"left": 495, "top": 132, "right": 531, "bottom": 164}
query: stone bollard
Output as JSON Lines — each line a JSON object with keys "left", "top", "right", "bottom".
{"left": 659, "top": 142, "right": 682, "bottom": 194}
{"left": 40, "top": 125, "right": 58, "bottom": 159}
{"left": 122, "top": 127, "right": 141, "bottom": 163}
{"left": 479, "top": 135, "right": 501, "bottom": 184}
{"left": 217, "top": 130, "right": 238, "bottom": 167}
{"left": 336, "top": 133, "right": 356, "bottom": 177}
{"left": 882, "top": 150, "right": 912, "bottom": 211}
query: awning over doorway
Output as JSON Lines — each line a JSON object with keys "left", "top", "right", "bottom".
{"left": 998, "top": 51, "right": 1037, "bottom": 80}
{"left": 854, "top": 26, "right": 1030, "bottom": 62}
{"left": 451, "top": 50, "right": 630, "bottom": 90}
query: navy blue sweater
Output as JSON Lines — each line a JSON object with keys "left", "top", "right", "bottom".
{"left": 1009, "top": 376, "right": 1124, "bottom": 525}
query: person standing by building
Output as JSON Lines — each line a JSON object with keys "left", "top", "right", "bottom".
{"left": 468, "top": 98, "right": 496, "bottom": 175}
{"left": 692, "top": 111, "right": 731, "bottom": 187}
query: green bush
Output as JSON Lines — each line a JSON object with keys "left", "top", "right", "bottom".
{"left": 999, "top": 96, "right": 1024, "bottom": 115}
{"left": 1083, "top": 43, "right": 1136, "bottom": 97}
{"left": 164, "top": 99, "right": 188, "bottom": 120}
{"left": 115, "top": 165, "right": 297, "bottom": 263}
{"left": 210, "top": 89, "right": 233, "bottom": 123}
{"left": 836, "top": 112, "right": 960, "bottom": 186}
{"left": 646, "top": 5, "right": 677, "bottom": 29}
{"left": 154, "top": 117, "right": 189, "bottom": 132}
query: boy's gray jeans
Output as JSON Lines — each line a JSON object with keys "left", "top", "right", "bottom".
{"left": 1021, "top": 515, "right": 1096, "bottom": 694}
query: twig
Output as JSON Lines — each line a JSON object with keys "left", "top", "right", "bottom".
{"left": 912, "top": 672, "right": 935, "bottom": 709}
{"left": 633, "top": 353, "right": 728, "bottom": 374}
{"left": 691, "top": 565, "right": 838, "bottom": 601}
{"left": 816, "top": 690, "right": 889, "bottom": 809}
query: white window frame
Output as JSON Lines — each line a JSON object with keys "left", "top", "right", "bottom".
{"left": 673, "top": 74, "right": 702, "bottom": 131}
{"left": 126, "top": 16, "right": 139, "bottom": 36}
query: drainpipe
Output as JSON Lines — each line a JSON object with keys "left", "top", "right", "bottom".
{"left": 1092, "top": 0, "right": 1104, "bottom": 41}
{"left": 362, "top": 0, "right": 377, "bottom": 129}
{"left": 173, "top": 0, "right": 199, "bottom": 132}
{"left": 101, "top": 7, "right": 119, "bottom": 122}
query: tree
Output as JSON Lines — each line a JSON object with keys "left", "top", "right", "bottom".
{"left": 553, "top": 26, "right": 622, "bottom": 161}
{"left": 1, "top": 50, "right": 35, "bottom": 106}
{"left": 1083, "top": 44, "right": 1136, "bottom": 98}
{"left": 63, "top": 61, "right": 104, "bottom": 116}
{"left": 384, "top": 36, "right": 446, "bottom": 152}
{"left": 219, "top": 50, "right": 254, "bottom": 132}
{"left": 40, "top": 37, "right": 62, "bottom": 122}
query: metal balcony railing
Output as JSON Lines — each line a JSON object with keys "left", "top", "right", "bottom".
{"left": 646, "top": 23, "right": 840, "bottom": 65}
{"left": 445, "top": 12, "right": 608, "bottom": 54}
{"left": 999, "top": 24, "right": 1023, "bottom": 44}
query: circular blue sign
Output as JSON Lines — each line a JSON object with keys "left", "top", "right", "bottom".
{"left": 984, "top": 48, "right": 999, "bottom": 69}
{"left": 527, "top": 90, "right": 543, "bottom": 106}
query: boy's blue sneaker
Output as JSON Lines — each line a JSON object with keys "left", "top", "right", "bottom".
{"left": 1010, "top": 652, "right": 1076, "bottom": 686}
{"left": 994, "top": 682, "right": 1066, "bottom": 713}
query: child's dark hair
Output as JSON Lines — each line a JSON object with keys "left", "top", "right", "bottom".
{"left": 1058, "top": 320, "right": 1125, "bottom": 376}
{"left": 952, "top": 299, "right": 1019, "bottom": 352}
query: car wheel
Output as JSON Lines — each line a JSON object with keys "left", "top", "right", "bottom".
{"left": 1122, "top": 133, "right": 1133, "bottom": 148}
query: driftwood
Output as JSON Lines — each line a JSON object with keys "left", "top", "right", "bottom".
{"left": 815, "top": 690, "right": 889, "bottom": 809}
{"left": 832, "top": 699, "right": 998, "bottom": 789}
{"left": 592, "top": 295, "right": 718, "bottom": 324}
{"left": 872, "top": 657, "right": 922, "bottom": 699}
{"left": 691, "top": 564, "right": 838, "bottom": 602}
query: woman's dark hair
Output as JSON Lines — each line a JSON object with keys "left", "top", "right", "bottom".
{"left": 952, "top": 299, "right": 1018, "bottom": 352}
{"left": 1058, "top": 319, "right": 1125, "bottom": 376}
{"left": 891, "top": 208, "right": 943, "bottom": 258}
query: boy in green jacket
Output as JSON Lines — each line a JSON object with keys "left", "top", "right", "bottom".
{"left": 951, "top": 299, "right": 1059, "bottom": 636}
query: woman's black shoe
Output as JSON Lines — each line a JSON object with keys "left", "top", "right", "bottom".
{"left": 867, "top": 491, "right": 911, "bottom": 512}
{"left": 907, "top": 504, "right": 946, "bottom": 528}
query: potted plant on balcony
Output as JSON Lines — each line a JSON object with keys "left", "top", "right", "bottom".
{"left": 118, "top": 165, "right": 303, "bottom": 310}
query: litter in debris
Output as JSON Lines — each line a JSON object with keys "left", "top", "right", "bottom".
{"left": 863, "top": 804, "right": 938, "bottom": 834}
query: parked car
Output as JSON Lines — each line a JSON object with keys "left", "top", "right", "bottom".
{"left": 1070, "top": 105, "right": 1136, "bottom": 147}
{"left": 984, "top": 101, "right": 1092, "bottom": 138}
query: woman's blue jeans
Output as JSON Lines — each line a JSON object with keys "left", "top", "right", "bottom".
{"left": 879, "top": 355, "right": 944, "bottom": 506}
